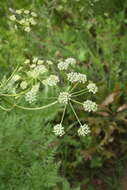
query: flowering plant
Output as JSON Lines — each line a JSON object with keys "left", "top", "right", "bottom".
{"left": 9, "top": 9, "right": 37, "bottom": 32}
{"left": 0, "top": 55, "right": 98, "bottom": 137}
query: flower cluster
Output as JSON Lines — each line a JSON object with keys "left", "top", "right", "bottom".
{"left": 9, "top": 9, "right": 37, "bottom": 32}
{"left": 25, "top": 83, "right": 40, "bottom": 103}
{"left": 58, "top": 92, "right": 71, "bottom": 104}
{"left": 67, "top": 72, "right": 87, "bottom": 83}
{"left": 20, "top": 81, "right": 27, "bottom": 89}
{"left": 27, "top": 65, "right": 47, "bottom": 79}
{"left": 53, "top": 124, "right": 65, "bottom": 136}
{"left": 87, "top": 82, "right": 98, "bottom": 94}
{"left": 1, "top": 56, "right": 98, "bottom": 137}
{"left": 42, "top": 75, "right": 59, "bottom": 86}
{"left": 83, "top": 100, "right": 97, "bottom": 112}
{"left": 57, "top": 57, "right": 76, "bottom": 70}
{"left": 78, "top": 124, "right": 91, "bottom": 136}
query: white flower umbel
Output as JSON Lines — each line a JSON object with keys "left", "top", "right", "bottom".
{"left": 34, "top": 65, "right": 47, "bottom": 75}
{"left": 9, "top": 9, "right": 37, "bottom": 32}
{"left": 57, "top": 57, "right": 76, "bottom": 70}
{"left": 87, "top": 82, "right": 98, "bottom": 94}
{"left": 53, "top": 124, "right": 65, "bottom": 136}
{"left": 83, "top": 100, "right": 97, "bottom": 112}
{"left": 25, "top": 83, "right": 39, "bottom": 103}
{"left": 57, "top": 61, "right": 69, "bottom": 70}
{"left": 65, "top": 57, "right": 76, "bottom": 65}
{"left": 20, "top": 81, "right": 27, "bottom": 89}
{"left": 58, "top": 92, "right": 71, "bottom": 104}
{"left": 78, "top": 124, "right": 91, "bottom": 136}
{"left": 42, "top": 75, "right": 59, "bottom": 86}
{"left": 27, "top": 65, "right": 47, "bottom": 79}
{"left": 67, "top": 72, "right": 87, "bottom": 83}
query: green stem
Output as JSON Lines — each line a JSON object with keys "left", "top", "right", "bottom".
{"left": 15, "top": 101, "right": 58, "bottom": 111}
{"left": 60, "top": 105, "right": 67, "bottom": 124}
{"left": 71, "top": 89, "right": 88, "bottom": 95}
{"left": 4, "top": 64, "right": 20, "bottom": 86}
{"left": 72, "top": 91, "right": 88, "bottom": 97}
{"left": 71, "top": 99, "right": 83, "bottom": 105}
{"left": 0, "top": 104, "right": 15, "bottom": 111}
{"left": 69, "top": 101, "right": 82, "bottom": 126}
{"left": 69, "top": 82, "right": 79, "bottom": 93}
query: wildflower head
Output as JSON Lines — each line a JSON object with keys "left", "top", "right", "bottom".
{"left": 20, "top": 81, "right": 27, "bottom": 89}
{"left": 58, "top": 92, "right": 71, "bottom": 104}
{"left": 87, "top": 82, "right": 98, "bottom": 94}
{"left": 65, "top": 57, "right": 76, "bottom": 65}
{"left": 12, "top": 74, "right": 20, "bottom": 82}
{"left": 67, "top": 72, "right": 87, "bottom": 83}
{"left": 58, "top": 61, "right": 69, "bottom": 70}
{"left": 83, "top": 100, "right": 97, "bottom": 112}
{"left": 78, "top": 124, "right": 91, "bottom": 136}
{"left": 57, "top": 57, "right": 76, "bottom": 70}
{"left": 9, "top": 9, "right": 37, "bottom": 32}
{"left": 42, "top": 75, "right": 59, "bottom": 86}
{"left": 25, "top": 83, "right": 39, "bottom": 104}
{"left": 53, "top": 124, "right": 65, "bottom": 136}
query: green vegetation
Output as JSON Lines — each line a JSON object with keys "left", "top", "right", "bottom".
{"left": 0, "top": 0, "right": 127, "bottom": 189}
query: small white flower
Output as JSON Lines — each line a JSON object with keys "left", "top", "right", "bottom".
{"left": 30, "top": 64, "right": 36, "bottom": 68}
{"left": 24, "top": 27, "right": 31, "bottom": 32}
{"left": 65, "top": 57, "right": 76, "bottom": 65}
{"left": 25, "top": 83, "right": 39, "bottom": 103}
{"left": 16, "top": 9, "right": 22, "bottom": 14}
{"left": 53, "top": 124, "right": 65, "bottom": 136}
{"left": 12, "top": 75, "right": 20, "bottom": 82}
{"left": 37, "top": 60, "right": 44, "bottom": 64}
{"left": 34, "top": 65, "right": 48, "bottom": 74}
{"left": 58, "top": 92, "right": 71, "bottom": 104}
{"left": 46, "top": 60, "right": 53, "bottom": 65}
{"left": 31, "top": 12, "right": 37, "bottom": 17}
{"left": 27, "top": 71, "right": 36, "bottom": 78}
{"left": 57, "top": 57, "right": 76, "bottom": 70}
{"left": 27, "top": 65, "right": 47, "bottom": 78}
{"left": 67, "top": 72, "right": 87, "bottom": 83}
{"left": 25, "top": 90, "right": 36, "bottom": 103}
{"left": 19, "top": 19, "right": 26, "bottom": 25}
{"left": 78, "top": 124, "right": 91, "bottom": 136}
{"left": 57, "top": 61, "right": 69, "bottom": 70}
{"left": 24, "top": 19, "right": 30, "bottom": 26}
{"left": 29, "top": 18, "right": 36, "bottom": 25}
{"left": 24, "top": 59, "right": 30, "bottom": 64}
{"left": 42, "top": 75, "right": 59, "bottom": 86}
{"left": 87, "top": 83, "right": 98, "bottom": 94}
{"left": 83, "top": 100, "right": 97, "bottom": 112}
{"left": 9, "top": 15, "right": 16, "bottom": 21}
{"left": 24, "top": 10, "right": 30, "bottom": 14}
{"left": 33, "top": 57, "right": 38, "bottom": 63}
{"left": 20, "top": 81, "right": 27, "bottom": 89}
